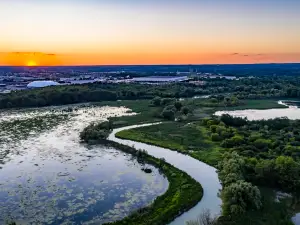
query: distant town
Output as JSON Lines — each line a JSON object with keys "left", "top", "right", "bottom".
{"left": 0, "top": 66, "right": 239, "bottom": 93}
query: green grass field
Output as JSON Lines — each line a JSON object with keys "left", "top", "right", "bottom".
{"left": 116, "top": 122, "right": 223, "bottom": 166}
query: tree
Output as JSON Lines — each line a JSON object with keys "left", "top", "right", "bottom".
{"left": 210, "top": 125, "right": 218, "bottom": 133}
{"left": 79, "top": 121, "right": 112, "bottom": 142}
{"left": 174, "top": 101, "right": 183, "bottom": 111}
{"left": 221, "top": 181, "right": 262, "bottom": 215}
{"left": 218, "top": 152, "right": 245, "bottom": 186}
{"left": 220, "top": 114, "right": 247, "bottom": 127}
{"left": 181, "top": 106, "right": 189, "bottom": 115}
{"left": 211, "top": 133, "right": 222, "bottom": 142}
{"left": 161, "top": 98, "right": 174, "bottom": 105}
{"left": 218, "top": 152, "right": 262, "bottom": 216}
{"left": 221, "top": 135, "right": 244, "bottom": 148}
{"left": 161, "top": 106, "right": 175, "bottom": 120}
{"left": 151, "top": 97, "right": 161, "bottom": 106}
{"left": 253, "top": 138, "right": 271, "bottom": 149}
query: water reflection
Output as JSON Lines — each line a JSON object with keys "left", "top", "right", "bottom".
{"left": 0, "top": 106, "right": 168, "bottom": 224}
{"left": 214, "top": 100, "right": 300, "bottom": 120}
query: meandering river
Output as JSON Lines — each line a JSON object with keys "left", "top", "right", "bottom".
{"left": 108, "top": 123, "right": 222, "bottom": 225}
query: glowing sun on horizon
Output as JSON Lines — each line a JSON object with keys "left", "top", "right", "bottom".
{"left": 27, "top": 60, "right": 37, "bottom": 67}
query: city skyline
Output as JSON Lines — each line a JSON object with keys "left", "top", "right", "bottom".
{"left": 1, "top": 0, "right": 300, "bottom": 66}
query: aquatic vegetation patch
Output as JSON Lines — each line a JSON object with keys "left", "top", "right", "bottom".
{"left": 0, "top": 105, "right": 165, "bottom": 224}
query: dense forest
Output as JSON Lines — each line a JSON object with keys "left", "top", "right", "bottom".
{"left": 1, "top": 74, "right": 300, "bottom": 109}
{"left": 204, "top": 115, "right": 300, "bottom": 195}
{"left": 199, "top": 115, "right": 300, "bottom": 224}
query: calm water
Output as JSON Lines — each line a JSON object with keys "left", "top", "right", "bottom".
{"left": 0, "top": 106, "right": 168, "bottom": 224}
{"left": 109, "top": 123, "right": 222, "bottom": 225}
{"left": 214, "top": 100, "right": 300, "bottom": 120}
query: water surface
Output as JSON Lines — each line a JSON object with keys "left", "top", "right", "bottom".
{"left": 214, "top": 100, "right": 300, "bottom": 120}
{"left": 0, "top": 106, "right": 168, "bottom": 224}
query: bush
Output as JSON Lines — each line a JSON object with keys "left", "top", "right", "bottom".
{"left": 211, "top": 133, "right": 222, "bottom": 142}
{"left": 161, "top": 98, "right": 175, "bottom": 105}
{"left": 181, "top": 106, "right": 189, "bottom": 115}
{"left": 150, "top": 97, "right": 161, "bottom": 106}
{"left": 161, "top": 106, "right": 176, "bottom": 120}
{"left": 221, "top": 135, "right": 244, "bottom": 148}
{"left": 174, "top": 101, "right": 183, "bottom": 111}
{"left": 80, "top": 121, "right": 112, "bottom": 142}
{"left": 221, "top": 181, "right": 262, "bottom": 215}
{"left": 253, "top": 138, "right": 271, "bottom": 149}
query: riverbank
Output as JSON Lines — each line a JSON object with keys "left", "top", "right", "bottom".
{"left": 109, "top": 124, "right": 222, "bottom": 225}
{"left": 82, "top": 125, "right": 204, "bottom": 225}
{"left": 113, "top": 103, "right": 300, "bottom": 225}
{"left": 115, "top": 121, "right": 222, "bottom": 166}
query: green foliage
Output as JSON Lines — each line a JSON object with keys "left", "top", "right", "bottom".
{"left": 150, "top": 96, "right": 162, "bottom": 106}
{"left": 222, "top": 181, "right": 262, "bottom": 215}
{"left": 221, "top": 135, "right": 243, "bottom": 148}
{"left": 0, "top": 82, "right": 221, "bottom": 109}
{"left": 80, "top": 121, "right": 112, "bottom": 142}
{"left": 161, "top": 105, "right": 176, "bottom": 120}
{"left": 161, "top": 98, "right": 175, "bottom": 106}
{"left": 211, "top": 133, "right": 222, "bottom": 142}
{"left": 174, "top": 101, "right": 183, "bottom": 111}
{"left": 218, "top": 152, "right": 262, "bottom": 216}
{"left": 116, "top": 122, "right": 223, "bottom": 166}
{"left": 220, "top": 114, "right": 247, "bottom": 127}
{"left": 220, "top": 188, "right": 295, "bottom": 225}
{"left": 181, "top": 106, "right": 190, "bottom": 115}
{"left": 253, "top": 138, "right": 271, "bottom": 149}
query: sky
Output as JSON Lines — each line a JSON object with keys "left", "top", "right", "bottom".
{"left": 0, "top": 0, "right": 300, "bottom": 66}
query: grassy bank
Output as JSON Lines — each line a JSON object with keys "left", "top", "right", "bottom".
{"left": 116, "top": 122, "right": 223, "bottom": 166}
{"left": 218, "top": 99, "right": 288, "bottom": 110}
{"left": 82, "top": 137, "right": 203, "bottom": 225}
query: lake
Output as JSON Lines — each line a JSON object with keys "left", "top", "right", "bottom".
{"left": 0, "top": 105, "right": 168, "bottom": 224}
{"left": 214, "top": 100, "right": 300, "bottom": 120}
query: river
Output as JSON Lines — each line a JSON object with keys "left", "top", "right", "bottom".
{"left": 108, "top": 123, "right": 222, "bottom": 225}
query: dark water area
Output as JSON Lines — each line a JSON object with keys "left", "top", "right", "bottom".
{"left": 0, "top": 106, "right": 168, "bottom": 224}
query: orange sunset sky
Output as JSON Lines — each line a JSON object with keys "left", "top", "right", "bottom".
{"left": 1, "top": 0, "right": 300, "bottom": 66}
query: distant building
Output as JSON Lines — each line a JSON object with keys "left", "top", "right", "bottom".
{"left": 131, "top": 76, "right": 189, "bottom": 83}
{"left": 27, "top": 81, "right": 59, "bottom": 88}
